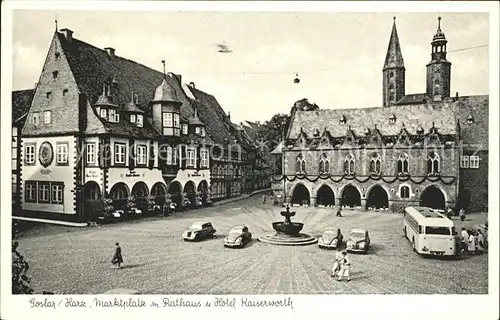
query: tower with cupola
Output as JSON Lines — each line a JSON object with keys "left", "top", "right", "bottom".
{"left": 426, "top": 17, "right": 452, "bottom": 101}
{"left": 383, "top": 17, "right": 406, "bottom": 106}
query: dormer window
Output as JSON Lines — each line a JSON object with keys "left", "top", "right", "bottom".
{"left": 130, "top": 114, "right": 136, "bottom": 123}
{"left": 182, "top": 124, "right": 188, "bottom": 135}
{"left": 108, "top": 109, "right": 119, "bottom": 123}
{"left": 55, "top": 52, "right": 60, "bottom": 59}
{"left": 200, "top": 127, "right": 206, "bottom": 137}
{"left": 364, "top": 127, "right": 370, "bottom": 135}
{"left": 100, "top": 109, "right": 107, "bottom": 118}
{"left": 417, "top": 126, "right": 424, "bottom": 135}
{"left": 195, "top": 127, "right": 201, "bottom": 135}
{"left": 339, "top": 115, "right": 346, "bottom": 125}
{"left": 313, "top": 129, "right": 320, "bottom": 137}
{"left": 136, "top": 115, "right": 143, "bottom": 127}
{"left": 467, "top": 115, "right": 474, "bottom": 124}
{"left": 389, "top": 114, "right": 396, "bottom": 123}
{"left": 52, "top": 71, "right": 58, "bottom": 79}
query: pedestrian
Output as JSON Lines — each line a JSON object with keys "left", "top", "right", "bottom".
{"left": 476, "top": 229, "right": 485, "bottom": 254}
{"left": 468, "top": 231, "right": 476, "bottom": 255}
{"left": 331, "top": 249, "right": 343, "bottom": 277}
{"left": 459, "top": 208, "right": 466, "bottom": 221}
{"left": 337, "top": 251, "right": 351, "bottom": 282}
{"left": 263, "top": 194, "right": 267, "bottom": 204}
{"left": 446, "top": 207, "right": 453, "bottom": 219}
{"left": 460, "top": 227, "right": 469, "bottom": 255}
{"left": 336, "top": 206, "right": 342, "bottom": 217}
{"left": 111, "top": 242, "right": 123, "bottom": 269}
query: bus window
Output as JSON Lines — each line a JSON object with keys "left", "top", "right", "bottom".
{"left": 451, "top": 227, "right": 457, "bottom": 235}
{"left": 425, "top": 226, "right": 451, "bottom": 235}
{"left": 418, "top": 226, "right": 423, "bottom": 234}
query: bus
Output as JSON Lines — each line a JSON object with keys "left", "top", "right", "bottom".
{"left": 403, "top": 206, "right": 458, "bottom": 256}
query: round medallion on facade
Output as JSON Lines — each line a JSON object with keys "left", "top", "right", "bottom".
{"left": 39, "top": 141, "right": 54, "bottom": 168}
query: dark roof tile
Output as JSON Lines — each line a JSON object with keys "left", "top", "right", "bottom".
{"left": 12, "top": 89, "right": 35, "bottom": 125}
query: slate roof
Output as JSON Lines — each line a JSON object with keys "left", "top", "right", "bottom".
{"left": 12, "top": 89, "right": 35, "bottom": 125}
{"left": 288, "top": 102, "right": 458, "bottom": 139}
{"left": 396, "top": 93, "right": 427, "bottom": 106}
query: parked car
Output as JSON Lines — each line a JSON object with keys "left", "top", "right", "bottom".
{"left": 182, "top": 222, "right": 216, "bottom": 241}
{"left": 346, "top": 228, "right": 371, "bottom": 253}
{"left": 224, "top": 226, "right": 252, "bottom": 248}
{"left": 318, "top": 227, "right": 343, "bottom": 249}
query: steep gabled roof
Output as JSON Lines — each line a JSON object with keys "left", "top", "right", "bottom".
{"left": 396, "top": 93, "right": 427, "bottom": 105}
{"left": 288, "top": 102, "right": 458, "bottom": 139}
{"left": 12, "top": 89, "right": 35, "bottom": 125}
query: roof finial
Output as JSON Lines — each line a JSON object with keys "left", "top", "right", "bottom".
{"left": 131, "top": 91, "right": 134, "bottom": 103}
{"left": 161, "top": 60, "right": 166, "bottom": 78}
{"left": 102, "top": 83, "right": 106, "bottom": 96}
{"left": 55, "top": 15, "right": 58, "bottom": 31}
{"left": 393, "top": 16, "right": 396, "bottom": 23}
{"left": 437, "top": 16, "right": 441, "bottom": 31}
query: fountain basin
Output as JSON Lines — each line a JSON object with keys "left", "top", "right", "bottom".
{"left": 258, "top": 233, "right": 318, "bottom": 246}
{"left": 272, "top": 222, "right": 303, "bottom": 236}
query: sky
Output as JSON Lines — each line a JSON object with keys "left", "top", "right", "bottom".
{"left": 12, "top": 10, "right": 489, "bottom": 123}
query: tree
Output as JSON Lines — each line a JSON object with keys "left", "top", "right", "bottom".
{"left": 256, "top": 113, "right": 291, "bottom": 152}
{"left": 12, "top": 242, "right": 34, "bottom": 294}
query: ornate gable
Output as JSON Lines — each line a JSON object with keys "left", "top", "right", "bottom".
{"left": 425, "top": 122, "right": 442, "bottom": 146}
{"left": 343, "top": 125, "right": 357, "bottom": 147}
{"left": 395, "top": 124, "right": 412, "bottom": 146}
{"left": 295, "top": 127, "right": 309, "bottom": 149}
{"left": 366, "top": 125, "right": 383, "bottom": 147}
{"left": 318, "top": 128, "right": 333, "bottom": 149}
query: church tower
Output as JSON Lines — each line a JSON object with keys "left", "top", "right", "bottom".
{"left": 426, "top": 17, "right": 452, "bottom": 101}
{"left": 383, "top": 17, "right": 405, "bottom": 106}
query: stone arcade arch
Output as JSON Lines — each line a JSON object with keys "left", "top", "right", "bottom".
{"left": 340, "top": 184, "right": 361, "bottom": 208}
{"left": 109, "top": 182, "right": 130, "bottom": 210}
{"left": 419, "top": 185, "right": 446, "bottom": 210}
{"left": 131, "top": 182, "right": 149, "bottom": 210}
{"left": 366, "top": 185, "right": 389, "bottom": 210}
{"left": 316, "top": 184, "right": 335, "bottom": 207}
{"left": 83, "top": 181, "right": 101, "bottom": 220}
{"left": 151, "top": 182, "right": 167, "bottom": 205}
{"left": 184, "top": 180, "right": 196, "bottom": 205}
{"left": 168, "top": 181, "right": 182, "bottom": 207}
{"left": 197, "top": 180, "right": 209, "bottom": 204}
{"left": 291, "top": 184, "right": 310, "bottom": 206}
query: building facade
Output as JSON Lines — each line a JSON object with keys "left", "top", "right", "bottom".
{"left": 17, "top": 27, "right": 266, "bottom": 223}
{"left": 273, "top": 18, "right": 488, "bottom": 212}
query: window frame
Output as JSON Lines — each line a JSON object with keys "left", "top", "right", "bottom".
{"left": 173, "top": 113, "right": 180, "bottom": 128}
{"left": 201, "top": 149, "right": 209, "bottom": 168}
{"left": 130, "top": 114, "right": 136, "bottom": 123}
{"left": 56, "top": 142, "right": 69, "bottom": 166}
{"left": 187, "top": 148, "right": 196, "bottom": 167}
{"left": 38, "top": 181, "right": 50, "bottom": 203}
{"left": 24, "top": 143, "right": 36, "bottom": 165}
{"left": 114, "top": 142, "right": 127, "bottom": 165}
{"left": 100, "top": 108, "right": 107, "bottom": 118}
{"left": 43, "top": 110, "right": 52, "bottom": 124}
{"left": 135, "top": 144, "right": 147, "bottom": 166}
{"left": 163, "top": 112, "right": 173, "bottom": 127}
{"left": 25, "top": 181, "right": 37, "bottom": 203}
{"left": 136, "top": 115, "right": 143, "bottom": 127}
{"left": 51, "top": 182, "right": 64, "bottom": 205}
{"left": 182, "top": 124, "right": 188, "bottom": 135}
{"left": 460, "top": 155, "right": 470, "bottom": 169}
{"left": 86, "top": 142, "right": 96, "bottom": 165}
{"left": 400, "top": 185, "right": 411, "bottom": 199}
{"left": 469, "top": 155, "right": 480, "bottom": 169}
{"left": 32, "top": 112, "right": 39, "bottom": 126}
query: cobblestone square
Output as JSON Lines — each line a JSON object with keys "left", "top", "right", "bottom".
{"left": 17, "top": 196, "right": 488, "bottom": 294}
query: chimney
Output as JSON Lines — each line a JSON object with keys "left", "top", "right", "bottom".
{"left": 228, "top": 112, "right": 231, "bottom": 121}
{"left": 189, "top": 82, "right": 195, "bottom": 88}
{"left": 60, "top": 28, "right": 73, "bottom": 41}
{"left": 175, "top": 74, "right": 182, "bottom": 84}
{"left": 104, "top": 47, "right": 115, "bottom": 58}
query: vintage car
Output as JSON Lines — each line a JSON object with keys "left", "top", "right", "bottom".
{"left": 318, "top": 227, "right": 344, "bottom": 249}
{"left": 346, "top": 228, "right": 371, "bottom": 253}
{"left": 182, "top": 222, "right": 216, "bottom": 241}
{"left": 224, "top": 226, "right": 252, "bottom": 248}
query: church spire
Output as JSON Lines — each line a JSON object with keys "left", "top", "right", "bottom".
{"left": 383, "top": 17, "right": 405, "bottom": 70}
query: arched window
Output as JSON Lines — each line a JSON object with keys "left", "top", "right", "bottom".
{"left": 369, "top": 153, "right": 382, "bottom": 175}
{"left": 344, "top": 154, "right": 355, "bottom": 174}
{"left": 427, "top": 152, "right": 440, "bottom": 175}
{"left": 397, "top": 153, "right": 409, "bottom": 174}
{"left": 319, "top": 153, "right": 330, "bottom": 174}
{"left": 296, "top": 154, "right": 306, "bottom": 173}
{"left": 389, "top": 84, "right": 394, "bottom": 90}
{"left": 400, "top": 185, "right": 410, "bottom": 199}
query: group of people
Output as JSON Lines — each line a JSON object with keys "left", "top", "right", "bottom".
{"left": 331, "top": 249, "right": 351, "bottom": 281}
{"left": 460, "top": 227, "right": 486, "bottom": 255}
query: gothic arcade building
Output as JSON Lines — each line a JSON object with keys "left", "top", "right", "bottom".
{"left": 272, "top": 18, "right": 488, "bottom": 212}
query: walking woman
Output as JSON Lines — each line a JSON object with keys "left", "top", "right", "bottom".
{"left": 111, "top": 242, "right": 123, "bottom": 269}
